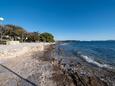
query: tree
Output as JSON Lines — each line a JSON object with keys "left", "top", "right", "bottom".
{"left": 0, "top": 24, "right": 55, "bottom": 42}
{"left": 4, "top": 25, "right": 13, "bottom": 36}
{"left": 26, "top": 32, "right": 40, "bottom": 42}
{"left": 5, "top": 25, "right": 26, "bottom": 36}
{"left": 39, "top": 32, "right": 55, "bottom": 42}
{"left": 4, "top": 25, "right": 26, "bottom": 41}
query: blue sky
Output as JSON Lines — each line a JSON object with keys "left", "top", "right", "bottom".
{"left": 0, "top": 0, "right": 115, "bottom": 40}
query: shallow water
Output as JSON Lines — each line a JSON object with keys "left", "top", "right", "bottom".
{"left": 57, "top": 41, "right": 115, "bottom": 69}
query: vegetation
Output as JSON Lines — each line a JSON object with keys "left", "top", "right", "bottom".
{"left": 0, "top": 24, "right": 55, "bottom": 42}
{"left": 26, "top": 32, "right": 40, "bottom": 42}
{"left": 39, "top": 32, "right": 55, "bottom": 42}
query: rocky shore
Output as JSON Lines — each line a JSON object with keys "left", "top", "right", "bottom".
{"left": 51, "top": 44, "right": 115, "bottom": 86}
{"left": 0, "top": 43, "right": 115, "bottom": 86}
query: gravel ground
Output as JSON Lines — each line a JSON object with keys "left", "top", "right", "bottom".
{"left": 0, "top": 43, "right": 50, "bottom": 63}
{"left": 0, "top": 43, "right": 55, "bottom": 86}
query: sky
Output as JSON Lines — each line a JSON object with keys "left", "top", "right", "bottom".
{"left": 0, "top": 0, "right": 115, "bottom": 40}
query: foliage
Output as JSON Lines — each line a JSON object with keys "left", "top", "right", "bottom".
{"left": 39, "top": 32, "right": 55, "bottom": 42}
{"left": 26, "top": 32, "right": 40, "bottom": 42}
{"left": 5, "top": 25, "right": 26, "bottom": 37}
{"left": 0, "top": 24, "right": 55, "bottom": 42}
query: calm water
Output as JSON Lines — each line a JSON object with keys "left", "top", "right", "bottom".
{"left": 58, "top": 41, "right": 115, "bottom": 69}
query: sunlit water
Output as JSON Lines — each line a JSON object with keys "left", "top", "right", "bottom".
{"left": 58, "top": 41, "right": 115, "bottom": 69}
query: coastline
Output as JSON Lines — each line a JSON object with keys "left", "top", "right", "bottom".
{"left": 0, "top": 43, "right": 115, "bottom": 86}
{"left": 52, "top": 44, "right": 115, "bottom": 86}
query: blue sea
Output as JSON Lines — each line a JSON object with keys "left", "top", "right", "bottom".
{"left": 57, "top": 41, "right": 115, "bottom": 69}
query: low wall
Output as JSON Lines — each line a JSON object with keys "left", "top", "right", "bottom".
{"left": 6, "top": 41, "right": 20, "bottom": 45}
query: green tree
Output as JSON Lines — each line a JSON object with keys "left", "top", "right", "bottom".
{"left": 39, "top": 32, "right": 55, "bottom": 42}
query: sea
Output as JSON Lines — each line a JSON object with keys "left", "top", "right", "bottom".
{"left": 56, "top": 41, "right": 115, "bottom": 69}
